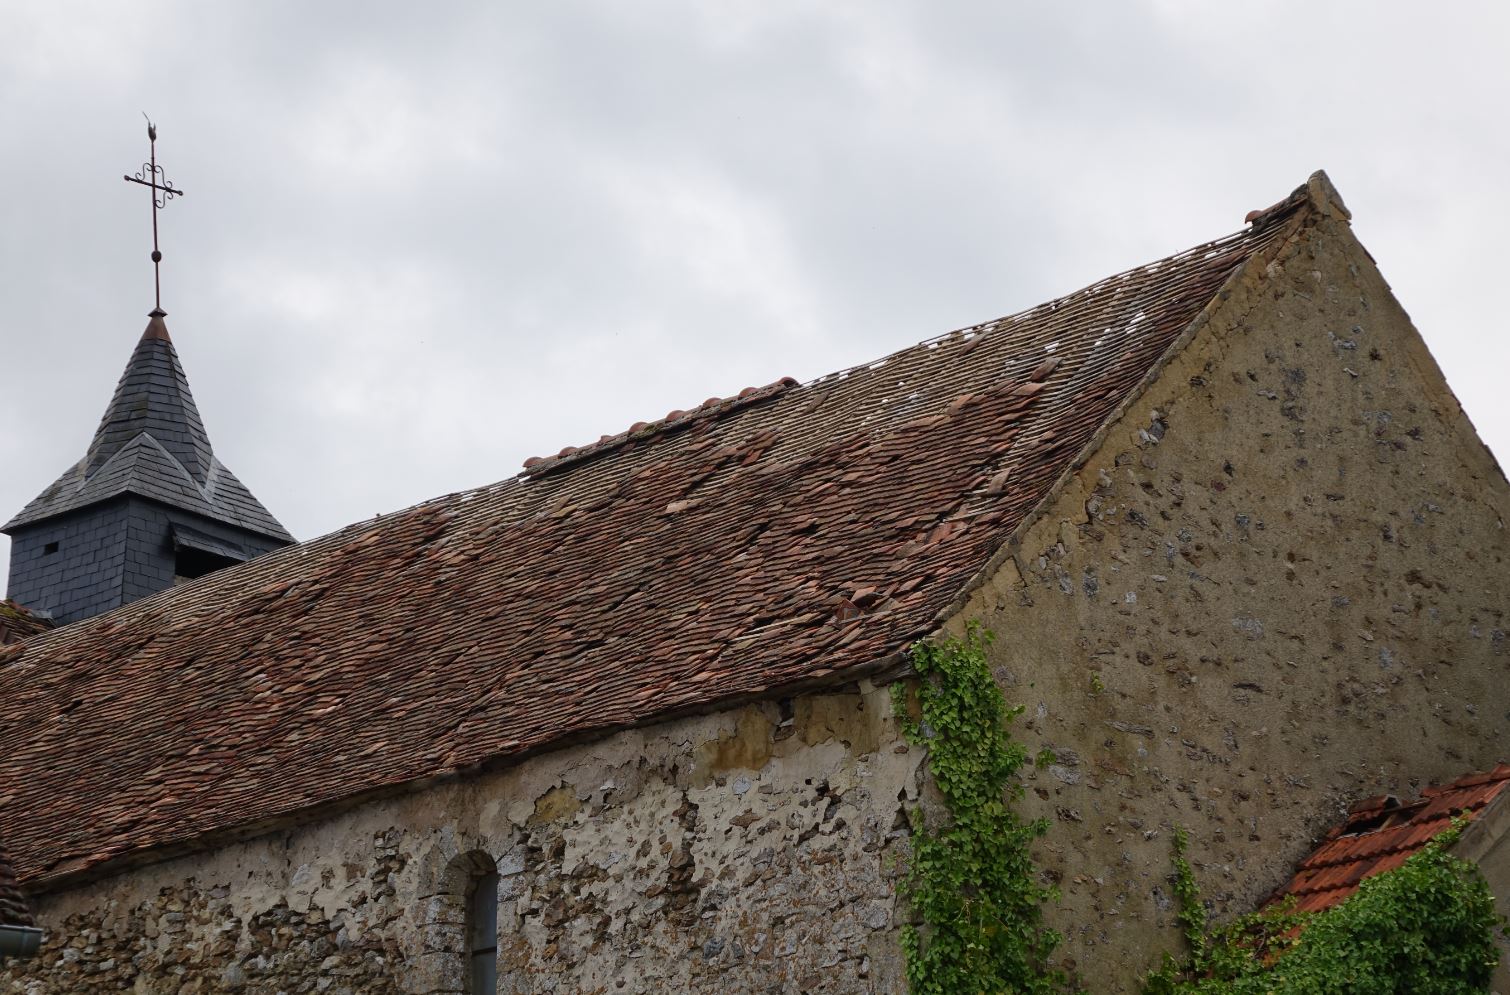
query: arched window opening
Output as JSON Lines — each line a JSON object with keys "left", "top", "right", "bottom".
{"left": 428, "top": 848, "right": 500, "bottom": 995}
{"left": 467, "top": 868, "right": 499, "bottom": 994}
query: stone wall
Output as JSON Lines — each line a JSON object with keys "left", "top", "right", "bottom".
{"left": 950, "top": 204, "right": 1510, "bottom": 990}
{"left": 1, "top": 683, "right": 920, "bottom": 994}
{"left": 1455, "top": 797, "right": 1510, "bottom": 995}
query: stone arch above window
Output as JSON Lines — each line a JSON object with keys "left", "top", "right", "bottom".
{"left": 414, "top": 848, "right": 500, "bottom": 995}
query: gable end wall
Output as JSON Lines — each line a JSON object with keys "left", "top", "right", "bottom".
{"left": 947, "top": 207, "right": 1509, "bottom": 991}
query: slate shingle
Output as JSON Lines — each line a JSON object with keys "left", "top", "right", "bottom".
{"left": 2, "top": 315, "right": 291, "bottom": 543}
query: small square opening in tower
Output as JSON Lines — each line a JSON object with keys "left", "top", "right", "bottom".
{"left": 43, "top": 541, "right": 59, "bottom": 555}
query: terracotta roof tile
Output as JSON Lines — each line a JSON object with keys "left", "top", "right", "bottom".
{"left": 0, "top": 182, "right": 1316, "bottom": 889}
{"left": 1266, "top": 764, "right": 1510, "bottom": 915}
{"left": 0, "top": 601, "right": 52, "bottom": 646}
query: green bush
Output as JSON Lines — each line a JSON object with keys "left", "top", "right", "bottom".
{"left": 1145, "top": 825, "right": 1503, "bottom": 995}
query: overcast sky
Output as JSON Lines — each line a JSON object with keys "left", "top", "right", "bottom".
{"left": 3, "top": 1, "right": 1507, "bottom": 594}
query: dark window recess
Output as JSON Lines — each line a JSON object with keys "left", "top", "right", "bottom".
{"left": 468, "top": 871, "right": 499, "bottom": 993}
{"left": 43, "top": 541, "right": 59, "bottom": 555}
{"left": 173, "top": 546, "right": 239, "bottom": 582}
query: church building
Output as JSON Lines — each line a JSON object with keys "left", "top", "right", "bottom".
{"left": 0, "top": 171, "right": 1505, "bottom": 994}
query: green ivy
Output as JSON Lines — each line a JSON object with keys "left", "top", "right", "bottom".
{"left": 891, "top": 623, "right": 1069, "bottom": 994}
{"left": 1170, "top": 828, "right": 1211, "bottom": 967}
{"left": 1143, "top": 823, "right": 1504, "bottom": 995}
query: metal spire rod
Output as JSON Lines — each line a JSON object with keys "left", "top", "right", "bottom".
{"left": 123, "top": 115, "right": 185, "bottom": 316}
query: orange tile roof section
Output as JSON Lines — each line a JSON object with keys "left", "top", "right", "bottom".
{"left": 0, "top": 178, "right": 1320, "bottom": 891}
{"left": 1266, "top": 764, "right": 1510, "bottom": 915}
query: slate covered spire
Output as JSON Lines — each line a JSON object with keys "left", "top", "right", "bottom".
{"left": 3, "top": 313, "right": 292, "bottom": 625}
{"left": 4, "top": 314, "right": 290, "bottom": 540}
{"left": 84, "top": 312, "right": 214, "bottom": 487}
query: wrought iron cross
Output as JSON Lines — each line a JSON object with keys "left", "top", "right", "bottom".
{"left": 123, "top": 117, "right": 185, "bottom": 316}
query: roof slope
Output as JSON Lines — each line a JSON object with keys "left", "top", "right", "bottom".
{"left": 0, "top": 181, "right": 1315, "bottom": 889}
{"left": 1266, "top": 765, "right": 1510, "bottom": 914}
{"left": 3, "top": 314, "right": 292, "bottom": 542}
{"left": 0, "top": 602, "right": 52, "bottom": 646}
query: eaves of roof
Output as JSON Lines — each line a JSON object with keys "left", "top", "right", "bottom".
{"left": 1265, "top": 763, "right": 1510, "bottom": 915}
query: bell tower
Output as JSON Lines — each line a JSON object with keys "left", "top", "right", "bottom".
{"left": 2, "top": 121, "right": 292, "bottom": 624}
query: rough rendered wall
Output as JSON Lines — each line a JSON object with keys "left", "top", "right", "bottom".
{"left": 1454, "top": 802, "right": 1510, "bottom": 995}
{"left": 950, "top": 206, "right": 1510, "bottom": 991}
{"left": 0, "top": 683, "right": 919, "bottom": 994}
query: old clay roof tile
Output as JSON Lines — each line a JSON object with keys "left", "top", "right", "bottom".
{"left": 0, "top": 176, "right": 1324, "bottom": 889}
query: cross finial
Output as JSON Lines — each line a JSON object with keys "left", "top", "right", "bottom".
{"left": 123, "top": 116, "right": 184, "bottom": 316}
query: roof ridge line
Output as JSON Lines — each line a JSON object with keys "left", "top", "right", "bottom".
{"left": 200, "top": 458, "right": 221, "bottom": 503}
{"left": 800, "top": 185, "right": 1315, "bottom": 394}
{"left": 54, "top": 459, "right": 89, "bottom": 499}
{"left": 517, "top": 180, "right": 1327, "bottom": 489}
{"left": 74, "top": 436, "right": 147, "bottom": 492}
{"left": 517, "top": 208, "right": 1303, "bottom": 487}
{"left": 521, "top": 376, "right": 800, "bottom": 480}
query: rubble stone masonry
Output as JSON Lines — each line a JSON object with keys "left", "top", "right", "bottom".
{"left": 2, "top": 685, "right": 921, "bottom": 993}
{"left": 951, "top": 205, "right": 1510, "bottom": 991}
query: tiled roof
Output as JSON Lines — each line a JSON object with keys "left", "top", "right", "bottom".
{"left": 2, "top": 314, "right": 292, "bottom": 542}
{"left": 1266, "top": 764, "right": 1510, "bottom": 915}
{"left": 0, "top": 601, "right": 52, "bottom": 646}
{"left": 0, "top": 179, "right": 1317, "bottom": 889}
{"left": 0, "top": 839, "right": 32, "bottom": 928}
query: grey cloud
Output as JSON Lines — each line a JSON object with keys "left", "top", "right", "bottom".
{"left": 3, "top": 0, "right": 1507, "bottom": 595}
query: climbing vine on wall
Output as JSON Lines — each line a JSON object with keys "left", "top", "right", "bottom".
{"left": 891, "top": 623, "right": 1069, "bottom": 994}
{"left": 889, "top": 623, "right": 1502, "bottom": 994}
{"left": 1143, "top": 823, "right": 1504, "bottom": 994}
